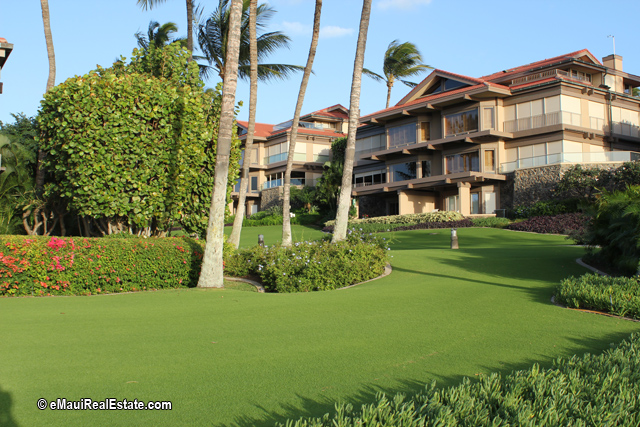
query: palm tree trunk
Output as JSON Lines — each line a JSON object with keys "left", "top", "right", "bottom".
{"left": 186, "top": 0, "right": 193, "bottom": 61}
{"left": 281, "top": 0, "right": 322, "bottom": 248}
{"left": 386, "top": 80, "right": 393, "bottom": 109}
{"left": 332, "top": 0, "right": 372, "bottom": 243}
{"left": 228, "top": 0, "right": 258, "bottom": 249}
{"left": 36, "top": 0, "right": 56, "bottom": 200}
{"left": 197, "top": 0, "right": 243, "bottom": 288}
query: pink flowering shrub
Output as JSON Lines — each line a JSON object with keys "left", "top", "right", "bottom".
{"left": 0, "top": 235, "right": 204, "bottom": 297}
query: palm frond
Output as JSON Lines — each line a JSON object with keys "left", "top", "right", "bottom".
{"left": 362, "top": 68, "right": 385, "bottom": 83}
{"left": 136, "top": 0, "right": 168, "bottom": 11}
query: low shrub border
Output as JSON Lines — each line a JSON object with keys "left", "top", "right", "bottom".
{"left": 281, "top": 332, "right": 640, "bottom": 426}
{"left": 224, "top": 231, "right": 389, "bottom": 292}
{"left": 505, "top": 213, "right": 588, "bottom": 235}
{"left": 324, "top": 211, "right": 464, "bottom": 228}
{"left": 555, "top": 273, "right": 640, "bottom": 320}
{"left": 0, "top": 235, "right": 204, "bottom": 296}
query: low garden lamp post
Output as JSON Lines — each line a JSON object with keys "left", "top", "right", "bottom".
{"left": 451, "top": 228, "right": 459, "bottom": 249}
{"left": 258, "top": 234, "right": 264, "bottom": 247}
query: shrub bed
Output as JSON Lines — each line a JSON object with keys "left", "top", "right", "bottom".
{"left": 470, "top": 217, "right": 511, "bottom": 228}
{"left": 394, "top": 218, "right": 474, "bottom": 231}
{"left": 507, "top": 198, "right": 583, "bottom": 219}
{"left": 324, "top": 211, "right": 464, "bottom": 228}
{"left": 0, "top": 235, "right": 204, "bottom": 296}
{"left": 281, "top": 332, "right": 640, "bottom": 426}
{"left": 224, "top": 231, "right": 389, "bottom": 292}
{"left": 505, "top": 213, "right": 588, "bottom": 235}
{"left": 556, "top": 273, "right": 640, "bottom": 319}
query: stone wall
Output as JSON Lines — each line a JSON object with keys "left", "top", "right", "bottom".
{"left": 260, "top": 186, "right": 283, "bottom": 211}
{"left": 511, "top": 162, "right": 622, "bottom": 207}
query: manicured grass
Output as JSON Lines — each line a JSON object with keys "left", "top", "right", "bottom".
{"left": 1, "top": 228, "right": 639, "bottom": 426}
{"left": 224, "top": 224, "right": 326, "bottom": 248}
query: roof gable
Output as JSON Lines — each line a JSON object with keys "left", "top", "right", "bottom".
{"left": 396, "top": 69, "right": 482, "bottom": 106}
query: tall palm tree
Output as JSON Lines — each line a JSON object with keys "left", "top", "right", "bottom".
{"left": 135, "top": 21, "right": 185, "bottom": 50}
{"left": 281, "top": 0, "right": 322, "bottom": 248}
{"left": 363, "top": 40, "right": 431, "bottom": 109}
{"left": 197, "top": 0, "right": 243, "bottom": 288}
{"left": 332, "top": 0, "right": 372, "bottom": 243}
{"left": 137, "top": 0, "right": 195, "bottom": 60}
{"left": 197, "top": 0, "right": 303, "bottom": 82}
{"left": 228, "top": 0, "right": 258, "bottom": 249}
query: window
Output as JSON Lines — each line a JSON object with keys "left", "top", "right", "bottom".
{"left": 264, "top": 142, "right": 288, "bottom": 164}
{"left": 390, "top": 162, "right": 417, "bottom": 182}
{"left": 419, "top": 122, "right": 430, "bottom": 141}
{"left": 251, "top": 176, "right": 258, "bottom": 192}
{"left": 388, "top": 123, "right": 416, "bottom": 148}
{"left": 356, "top": 134, "right": 385, "bottom": 155}
{"left": 444, "top": 109, "right": 478, "bottom": 136}
{"left": 312, "top": 144, "right": 330, "bottom": 162}
{"left": 483, "top": 107, "right": 495, "bottom": 130}
{"left": 445, "top": 152, "right": 479, "bottom": 174}
{"left": 484, "top": 150, "right": 495, "bottom": 172}
{"left": 446, "top": 195, "right": 459, "bottom": 212}
{"left": 354, "top": 169, "right": 386, "bottom": 187}
{"left": 471, "top": 193, "right": 480, "bottom": 215}
{"left": 421, "top": 160, "right": 431, "bottom": 178}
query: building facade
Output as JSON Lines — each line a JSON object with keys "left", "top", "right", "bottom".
{"left": 353, "top": 49, "right": 640, "bottom": 217}
{"left": 233, "top": 104, "right": 348, "bottom": 215}
{"left": 0, "top": 37, "right": 13, "bottom": 95}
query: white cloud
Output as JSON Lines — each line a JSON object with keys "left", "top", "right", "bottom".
{"left": 281, "top": 21, "right": 311, "bottom": 35}
{"left": 376, "top": 0, "right": 433, "bottom": 11}
{"left": 320, "top": 25, "right": 354, "bottom": 39}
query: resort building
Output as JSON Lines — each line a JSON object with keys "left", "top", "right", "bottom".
{"left": 352, "top": 49, "right": 640, "bottom": 217}
{"left": 0, "top": 37, "right": 13, "bottom": 95}
{"left": 233, "top": 104, "right": 348, "bottom": 215}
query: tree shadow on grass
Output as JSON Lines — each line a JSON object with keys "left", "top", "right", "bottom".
{"left": 231, "top": 330, "right": 637, "bottom": 427}
{"left": 0, "top": 384, "right": 18, "bottom": 427}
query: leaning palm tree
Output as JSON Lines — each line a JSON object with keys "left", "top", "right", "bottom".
{"left": 281, "top": 0, "right": 322, "bottom": 248}
{"left": 363, "top": 40, "right": 431, "bottom": 109}
{"left": 197, "top": 0, "right": 303, "bottom": 82}
{"left": 137, "top": 0, "right": 195, "bottom": 60}
{"left": 135, "top": 21, "right": 185, "bottom": 50}
{"left": 228, "top": 0, "right": 258, "bottom": 249}
{"left": 197, "top": 0, "right": 243, "bottom": 288}
{"left": 332, "top": 0, "right": 372, "bottom": 243}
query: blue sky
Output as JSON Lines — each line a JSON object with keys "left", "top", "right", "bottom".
{"left": 1, "top": 0, "right": 639, "bottom": 127}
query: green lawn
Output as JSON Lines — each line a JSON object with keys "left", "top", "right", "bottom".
{"left": 223, "top": 224, "right": 326, "bottom": 249}
{"left": 1, "top": 228, "right": 639, "bottom": 426}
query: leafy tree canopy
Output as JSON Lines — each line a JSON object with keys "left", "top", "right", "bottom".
{"left": 38, "top": 44, "right": 241, "bottom": 236}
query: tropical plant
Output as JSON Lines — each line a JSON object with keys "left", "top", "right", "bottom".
{"left": 228, "top": 0, "right": 258, "bottom": 249}
{"left": 135, "top": 20, "right": 185, "bottom": 50}
{"left": 281, "top": 0, "right": 322, "bottom": 248}
{"left": 137, "top": 0, "right": 195, "bottom": 60}
{"left": 196, "top": 0, "right": 303, "bottom": 82}
{"left": 197, "top": 0, "right": 243, "bottom": 288}
{"left": 314, "top": 137, "right": 346, "bottom": 213}
{"left": 363, "top": 40, "right": 432, "bottom": 108}
{"left": 38, "top": 44, "right": 241, "bottom": 238}
{"left": 333, "top": 0, "right": 372, "bottom": 243}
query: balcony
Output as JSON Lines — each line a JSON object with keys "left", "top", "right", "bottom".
{"left": 503, "top": 111, "right": 581, "bottom": 132}
{"left": 263, "top": 152, "right": 307, "bottom": 165}
{"left": 262, "top": 178, "right": 314, "bottom": 190}
{"left": 272, "top": 120, "right": 327, "bottom": 132}
{"left": 500, "top": 151, "right": 640, "bottom": 173}
{"left": 510, "top": 69, "right": 592, "bottom": 86}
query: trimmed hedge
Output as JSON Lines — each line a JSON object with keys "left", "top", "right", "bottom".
{"left": 224, "top": 231, "right": 389, "bottom": 292}
{"left": 324, "top": 211, "right": 464, "bottom": 227}
{"left": 281, "top": 332, "right": 640, "bottom": 426}
{"left": 556, "top": 273, "right": 640, "bottom": 319}
{"left": 505, "top": 213, "right": 588, "bottom": 235}
{"left": 0, "top": 235, "right": 204, "bottom": 296}
{"left": 471, "top": 217, "right": 511, "bottom": 228}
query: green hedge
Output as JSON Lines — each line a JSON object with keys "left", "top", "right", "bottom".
{"left": 324, "top": 211, "right": 464, "bottom": 227}
{"left": 470, "top": 217, "right": 511, "bottom": 228}
{"left": 282, "top": 332, "right": 640, "bottom": 426}
{"left": 224, "top": 231, "right": 389, "bottom": 292}
{"left": 556, "top": 273, "right": 640, "bottom": 319}
{"left": 0, "top": 235, "right": 204, "bottom": 296}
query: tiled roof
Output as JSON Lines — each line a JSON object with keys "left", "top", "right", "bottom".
{"left": 236, "top": 121, "right": 274, "bottom": 138}
{"left": 0, "top": 38, "right": 7, "bottom": 43}
{"left": 303, "top": 104, "right": 349, "bottom": 119}
{"left": 480, "top": 49, "right": 599, "bottom": 82}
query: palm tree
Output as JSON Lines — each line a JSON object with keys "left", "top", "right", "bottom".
{"left": 228, "top": 0, "right": 258, "bottom": 249}
{"left": 137, "top": 0, "right": 195, "bottom": 60}
{"left": 332, "top": 0, "right": 372, "bottom": 243}
{"left": 135, "top": 21, "right": 185, "bottom": 50}
{"left": 197, "top": 0, "right": 243, "bottom": 288}
{"left": 281, "top": 0, "right": 322, "bottom": 247}
{"left": 363, "top": 40, "right": 431, "bottom": 109}
{"left": 197, "top": 0, "right": 303, "bottom": 82}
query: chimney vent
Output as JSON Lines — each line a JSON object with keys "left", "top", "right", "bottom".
{"left": 603, "top": 54, "right": 623, "bottom": 71}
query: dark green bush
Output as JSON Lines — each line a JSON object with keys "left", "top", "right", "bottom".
{"left": 505, "top": 213, "right": 588, "bottom": 235}
{"left": 0, "top": 235, "right": 204, "bottom": 296}
{"left": 471, "top": 217, "right": 511, "bottom": 228}
{"left": 281, "top": 332, "right": 640, "bottom": 426}
{"left": 556, "top": 273, "right": 640, "bottom": 319}
{"left": 225, "top": 231, "right": 389, "bottom": 292}
{"left": 508, "top": 198, "right": 583, "bottom": 219}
